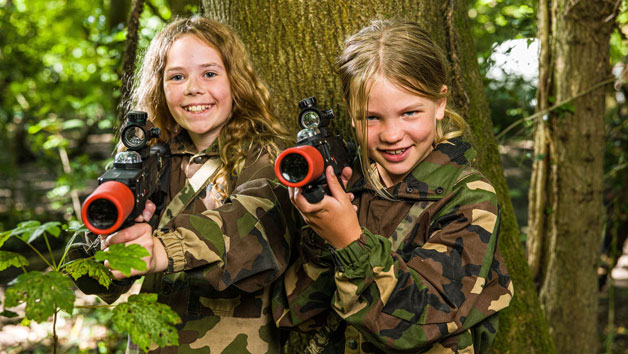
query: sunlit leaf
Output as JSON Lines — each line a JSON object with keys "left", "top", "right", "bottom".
{"left": 4, "top": 221, "right": 62, "bottom": 244}
{"left": 3, "top": 271, "right": 75, "bottom": 322}
{"left": 64, "top": 223, "right": 89, "bottom": 233}
{"left": 61, "top": 118, "right": 86, "bottom": 130}
{"left": 94, "top": 244, "right": 149, "bottom": 277}
{"left": 25, "top": 222, "right": 62, "bottom": 243}
{"left": 0, "top": 250, "right": 29, "bottom": 271}
{"left": 112, "top": 293, "right": 181, "bottom": 351}
{"left": 63, "top": 258, "right": 112, "bottom": 289}
{"left": 0, "top": 232, "right": 12, "bottom": 248}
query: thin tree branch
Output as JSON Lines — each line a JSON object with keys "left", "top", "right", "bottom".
{"left": 496, "top": 76, "right": 615, "bottom": 141}
{"left": 118, "top": 0, "right": 146, "bottom": 131}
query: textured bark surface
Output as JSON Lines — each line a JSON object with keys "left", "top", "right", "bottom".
{"left": 527, "top": 1, "right": 618, "bottom": 353}
{"left": 201, "top": 1, "right": 553, "bottom": 352}
{"left": 118, "top": 0, "right": 144, "bottom": 124}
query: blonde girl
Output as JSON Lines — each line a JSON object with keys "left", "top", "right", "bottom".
{"left": 274, "top": 19, "right": 513, "bottom": 354}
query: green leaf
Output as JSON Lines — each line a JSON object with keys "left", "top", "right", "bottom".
{"left": 0, "top": 231, "right": 12, "bottom": 248}
{"left": 94, "top": 244, "right": 149, "bottom": 277}
{"left": 62, "top": 119, "right": 86, "bottom": 130}
{"left": 0, "top": 310, "right": 19, "bottom": 318}
{"left": 3, "top": 271, "right": 75, "bottom": 322}
{"left": 64, "top": 223, "right": 89, "bottom": 233}
{"left": 0, "top": 250, "right": 30, "bottom": 271}
{"left": 63, "top": 258, "right": 112, "bottom": 289}
{"left": 112, "top": 293, "right": 181, "bottom": 351}
{"left": 7, "top": 221, "right": 62, "bottom": 243}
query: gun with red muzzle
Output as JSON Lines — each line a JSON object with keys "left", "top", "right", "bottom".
{"left": 81, "top": 111, "right": 170, "bottom": 234}
{"left": 275, "top": 97, "right": 355, "bottom": 203}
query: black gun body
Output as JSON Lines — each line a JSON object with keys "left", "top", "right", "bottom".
{"left": 299, "top": 135, "right": 353, "bottom": 203}
{"left": 82, "top": 143, "right": 169, "bottom": 234}
{"left": 97, "top": 146, "right": 167, "bottom": 221}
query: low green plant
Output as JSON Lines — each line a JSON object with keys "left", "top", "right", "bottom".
{"left": 0, "top": 220, "right": 181, "bottom": 353}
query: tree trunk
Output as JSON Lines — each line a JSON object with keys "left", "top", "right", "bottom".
{"left": 118, "top": 0, "right": 145, "bottom": 127}
{"left": 201, "top": 1, "right": 553, "bottom": 352}
{"left": 108, "top": 0, "right": 131, "bottom": 32}
{"left": 527, "top": 1, "right": 618, "bottom": 353}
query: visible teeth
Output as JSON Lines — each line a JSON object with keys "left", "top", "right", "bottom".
{"left": 387, "top": 148, "right": 406, "bottom": 155}
{"left": 184, "top": 104, "right": 211, "bottom": 112}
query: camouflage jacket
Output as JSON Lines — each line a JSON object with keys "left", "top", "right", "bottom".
{"left": 273, "top": 138, "right": 513, "bottom": 353}
{"left": 94, "top": 132, "right": 298, "bottom": 353}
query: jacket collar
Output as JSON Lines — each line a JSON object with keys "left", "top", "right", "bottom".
{"left": 350, "top": 137, "right": 475, "bottom": 201}
{"left": 169, "top": 130, "right": 220, "bottom": 158}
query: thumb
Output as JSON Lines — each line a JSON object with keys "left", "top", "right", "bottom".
{"left": 340, "top": 167, "right": 353, "bottom": 189}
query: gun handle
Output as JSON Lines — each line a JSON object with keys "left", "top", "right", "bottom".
{"left": 303, "top": 185, "right": 325, "bottom": 204}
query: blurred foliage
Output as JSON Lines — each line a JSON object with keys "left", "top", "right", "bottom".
{"left": 469, "top": 0, "right": 538, "bottom": 137}
{"left": 0, "top": 0, "right": 173, "bottom": 231}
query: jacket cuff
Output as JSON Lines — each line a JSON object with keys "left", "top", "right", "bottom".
{"left": 154, "top": 229, "right": 186, "bottom": 273}
{"left": 333, "top": 228, "right": 377, "bottom": 269}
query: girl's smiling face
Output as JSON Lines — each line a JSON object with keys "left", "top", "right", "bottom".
{"left": 356, "top": 75, "right": 446, "bottom": 187}
{"left": 163, "top": 34, "right": 233, "bottom": 152}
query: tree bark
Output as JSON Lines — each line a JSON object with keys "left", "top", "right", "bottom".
{"left": 108, "top": 0, "right": 131, "bottom": 32}
{"left": 527, "top": 1, "right": 618, "bottom": 353}
{"left": 118, "top": 0, "right": 145, "bottom": 126}
{"left": 201, "top": 1, "right": 554, "bottom": 352}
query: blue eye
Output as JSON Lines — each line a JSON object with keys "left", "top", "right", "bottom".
{"left": 170, "top": 74, "right": 184, "bottom": 81}
{"left": 403, "top": 111, "right": 418, "bottom": 117}
{"left": 366, "top": 115, "right": 379, "bottom": 121}
{"left": 204, "top": 72, "right": 217, "bottom": 78}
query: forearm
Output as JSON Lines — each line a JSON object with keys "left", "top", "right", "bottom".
{"left": 331, "top": 223, "right": 512, "bottom": 352}
{"left": 156, "top": 179, "right": 296, "bottom": 292}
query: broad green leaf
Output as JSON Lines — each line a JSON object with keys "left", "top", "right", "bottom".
{"left": 112, "top": 293, "right": 181, "bottom": 351}
{"left": 9, "top": 221, "right": 40, "bottom": 238}
{"left": 7, "top": 221, "right": 62, "bottom": 244}
{"left": 63, "top": 258, "right": 112, "bottom": 289}
{"left": 0, "top": 310, "right": 19, "bottom": 318}
{"left": 26, "top": 221, "right": 62, "bottom": 242}
{"left": 95, "top": 244, "right": 149, "bottom": 277}
{"left": 0, "top": 232, "right": 12, "bottom": 248}
{"left": 0, "top": 250, "right": 29, "bottom": 271}
{"left": 3, "top": 271, "right": 75, "bottom": 322}
{"left": 64, "top": 223, "right": 89, "bottom": 233}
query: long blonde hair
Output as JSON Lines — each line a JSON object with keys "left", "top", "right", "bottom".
{"left": 128, "top": 16, "right": 289, "bottom": 195}
{"left": 336, "top": 19, "right": 466, "bottom": 192}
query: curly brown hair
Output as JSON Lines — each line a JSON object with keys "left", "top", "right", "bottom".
{"left": 127, "top": 16, "right": 289, "bottom": 195}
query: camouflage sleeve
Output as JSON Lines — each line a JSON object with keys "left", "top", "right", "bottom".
{"left": 272, "top": 228, "right": 336, "bottom": 332}
{"left": 330, "top": 174, "right": 514, "bottom": 352}
{"left": 154, "top": 149, "right": 299, "bottom": 293}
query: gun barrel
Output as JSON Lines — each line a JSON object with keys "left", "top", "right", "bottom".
{"left": 275, "top": 145, "right": 325, "bottom": 187}
{"left": 81, "top": 181, "right": 135, "bottom": 234}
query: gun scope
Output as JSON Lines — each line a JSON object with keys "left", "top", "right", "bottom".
{"left": 121, "top": 111, "right": 161, "bottom": 151}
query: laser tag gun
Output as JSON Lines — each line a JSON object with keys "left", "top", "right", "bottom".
{"left": 275, "top": 97, "right": 355, "bottom": 203}
{"left": 81, "top": 111, "right": 170, "bottom": 235}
